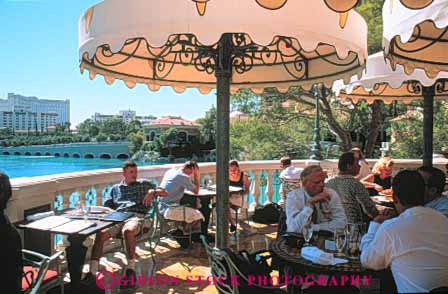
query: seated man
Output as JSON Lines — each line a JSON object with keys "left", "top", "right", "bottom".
{"left": 84, "top": 160, "right": 161, "bottom": 285}
{"left": 158, "top": 160, "right": 204, "bottom": 247}
{"left": 279, "top": 156, "right": 303, "bottom": 205}
{"left": 326, "top": 152, "right": 378, "bottom": 224}
{"left": 417, "top": 166, "right": 448, "bottom": 217}
{"left": 360, "top": 170, "right": 448, "bottom": 293}
{"left": 286, "top": 165, "right": 346, "bottom": 234}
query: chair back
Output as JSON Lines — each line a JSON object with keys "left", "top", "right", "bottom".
{"left": 280, "top": 178, "right": 301, "bottom": 195}
{"left": 22, "top": 250, "right": 63, "bottom": 294}
{"left": 277, "top": 210, "right": 287, "bottom": 237}
{"left": 201, "top": 236, "right": 238, "bottom": 294}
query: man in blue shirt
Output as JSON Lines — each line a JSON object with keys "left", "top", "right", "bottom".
{"left": 418, "top": 166, "right": 448, "bottom": 217}
{"left": 159, "top": 161, "right": 203, "bottom": 247}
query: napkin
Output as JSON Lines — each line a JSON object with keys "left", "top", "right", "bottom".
{"left": 26, "top": 211, "right": 55, "bottom": 221}
{"left": 301, "top": 246, "right": 348, "bottom": 265}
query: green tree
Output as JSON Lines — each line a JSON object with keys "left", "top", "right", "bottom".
{"left": 196, "top": 106, "right": 217, "bottom": 144}
{"left": 101, "top": 118, "right": 127, "bottom": 137}
{"left": 128, "top": 130, "right": 144, "bottom": 154}
{"left": 356, "top": 0, "right": 384, "bottom": 54}
{"left": 78, "top": 119, "right": 100, "bottom": 138}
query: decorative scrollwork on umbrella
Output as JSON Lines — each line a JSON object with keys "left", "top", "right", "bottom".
{"left": 435, "top": 79, "right": 448, "bottom": 95}
{"left": 391, "top": 25, "right": 448, "bottom": 55}
{"left": 371, "top": 83, "right": 389, "bottom": 96}
{"left": 406, "top": 80, "right": 423, "bottom": 95}
{"left": 84, "top": 33, "right": 360, "bottom": 84}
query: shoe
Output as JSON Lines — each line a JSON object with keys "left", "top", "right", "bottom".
{"left": 192, "top": 233, "right": 214, "bottom": 244}
{"left": 230, "top": 224, "right": 237, "bottom": 233}
{"left": 81, "top": 272, "right": 97, "bottom": 287}
{"left": 119, "top": 268, "right": 137, "bottom": 289}
{"left": 170, "top": 229, "right": 191, "bottom": 249}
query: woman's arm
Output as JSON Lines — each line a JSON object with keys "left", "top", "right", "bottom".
{"left": 361, "top": 174, "right": 383, "bottom": 191}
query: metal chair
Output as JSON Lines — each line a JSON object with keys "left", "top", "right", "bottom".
{"left": 22, "top": 249, "right": 64, "bottom": 294}
{"left": 200, "top": 235, "right": 285, "bottom": 294}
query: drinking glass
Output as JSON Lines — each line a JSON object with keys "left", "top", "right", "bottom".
{"left": 302, "top": 224, "right": 313, "bottom": 246}
{"left": 334, "top": 229, "right": 346, "bottom": 256}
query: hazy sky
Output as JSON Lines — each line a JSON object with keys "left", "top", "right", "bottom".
{"left": 0, "top": 0, "right": 216, "bottom": 126}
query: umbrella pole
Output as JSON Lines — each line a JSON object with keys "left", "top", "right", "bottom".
{"left": 422, "top": 85, "right": 435, "bottom": 167}
{"left": 215, "top": 33, "right": 232, "bottom": 248}
{"left": 310, "top": 84, "right": 323, "bottom": 160}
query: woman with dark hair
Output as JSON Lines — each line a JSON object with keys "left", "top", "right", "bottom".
{"left": 0, "top": 173, "right": 23, "bottom": 294}
{"left": 228, "top": 160, "right": 250, "bottom": 233}
{"left": 351, "top": 147, "right": 371, "bottom": 180}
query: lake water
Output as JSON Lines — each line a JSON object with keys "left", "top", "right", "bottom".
{"left": 0, "top": 155, "right": 163, "bottom": 178}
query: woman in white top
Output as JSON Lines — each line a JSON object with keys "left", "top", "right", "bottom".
{"left": 352, "top": 147, "right": 371, "bottom": 181}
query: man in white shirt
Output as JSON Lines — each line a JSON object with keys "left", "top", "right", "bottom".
{"left": 360, "top": 170, "right": 448, "bottom": 293}
{"left": 285, "top": 165, "right": 346, "bottom": 233}
{"left": 279, "top": 156, "right": 303, "bottom": 205}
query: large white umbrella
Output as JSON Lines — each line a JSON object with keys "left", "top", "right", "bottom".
{"left": 382, "top": 0, "right": 448, "bottom": 166}
{"left": 333, "top": 52, "right": 448, "bottom": 166}
{"left": 78, "top": 0, "right": 368, "bottom": 250}
{"left": 383, "top": 0, "right": 448, "bottom": 78}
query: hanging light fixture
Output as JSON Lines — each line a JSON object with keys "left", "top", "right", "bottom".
{"left": 255, "top": 0, "right": 288, "bottom": 10}
{"left": 192, "top": 0, "right": 209, "bottom": 16}
{"left": 323, "top": 0, "right": 359, "bottom": 29}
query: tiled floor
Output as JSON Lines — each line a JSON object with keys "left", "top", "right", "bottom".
{"left": 95, "top": 222, "right": 276, "bottom": 294}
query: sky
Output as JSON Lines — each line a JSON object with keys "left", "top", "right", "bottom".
{"left": 0, "top": 0, "right": 216, "bottom": 126}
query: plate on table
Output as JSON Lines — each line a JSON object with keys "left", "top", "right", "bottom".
{"left": 371, "top": 195, "right": 393, "bottom": 203}
{"left": 89, "top": 206, "right": 113, "bottom": 214}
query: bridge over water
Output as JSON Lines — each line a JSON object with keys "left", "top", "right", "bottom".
{"left": 0, "top": 142, "right": 130, "bottom": 159}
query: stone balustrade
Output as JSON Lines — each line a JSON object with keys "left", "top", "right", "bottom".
{"left": 7, "top": 158, "right": 448, "bottom": 224}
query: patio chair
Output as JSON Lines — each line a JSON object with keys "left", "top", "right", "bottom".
{"left": 116, "top": 198, "right": 160, "bottom": 265}
{"left": 200, "top": 235, "right": 285, "bottom": 294}
{"left": 22, "top": 249, "right": 64, "bottom": 294}
{"left": 210, "top": 188, "right": 255, "bottom": 241}
{"left": 153, "top": 196, "right": 204, "bottom": 249}
{"left": 430, "top": 286, "right": 448, "bottom": 293}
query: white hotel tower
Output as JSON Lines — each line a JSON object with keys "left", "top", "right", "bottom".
{"left": 0, "top": 93, "right": 70, "bottom": 133}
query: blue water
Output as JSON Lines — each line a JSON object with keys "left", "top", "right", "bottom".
{"left": 0, "top": 155, "right": 163, "bottom": 178}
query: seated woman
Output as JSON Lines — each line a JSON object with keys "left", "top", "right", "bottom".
{"left": 228, "top": 160, "right": 250, "bottom": 233}
{"left": 351, "top": 147, "right": 371, "bottom": 181}
{"left": 361, "top": 156, "right": 394, "bottom": 196}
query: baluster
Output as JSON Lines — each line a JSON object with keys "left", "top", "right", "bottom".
{"left": 250, "top": 170, "right": 261, "bottom": 211}
{"left": 265, "top": 170, "right": 274, "bottom": 205}
{"left": 92, "top": 185, "right": 102, "bottom": 206}
{"left": 78, "top": 187, "right": 88, "bottom": 204}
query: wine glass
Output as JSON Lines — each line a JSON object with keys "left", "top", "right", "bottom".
{"left": 302, "top": 224, "right": 313, "bottom": 246}
{"left": 334, "top": 229, "right": 346, "bottom": 257}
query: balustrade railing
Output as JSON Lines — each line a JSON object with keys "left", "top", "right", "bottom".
{"left": 8, "top": 158, "right": 448, "bottom": 225}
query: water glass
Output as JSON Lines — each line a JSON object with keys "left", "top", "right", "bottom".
{"left": 334, "top": 229, "right": 346, "bottom": 256}
{"left": 302, "top": 225, "right": 313, "bottom": 246}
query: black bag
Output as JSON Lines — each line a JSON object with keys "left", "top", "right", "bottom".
{"left": 252, "top": 203, "right": 283, "bottom": 224}
{"left": 221, "top": 249, "right": 276, "bottom": 294}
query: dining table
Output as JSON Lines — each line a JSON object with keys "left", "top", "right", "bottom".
{"left": 270, "top": 232, "right": 397, "bottom": 294}
{"left": 183, "top": 185, "right": 244, "bottom": 235}
{"left": 17, "top": 208, "right": 134, "bottom": 292}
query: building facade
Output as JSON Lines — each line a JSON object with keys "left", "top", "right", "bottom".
{"left": 143, "top": 116, "right": 200, "bottom": 143}
{"left": 93, "top": 110, "right": 157, "bottom": 124}
{"left": 0, "top": 93, "right": 70, "bottom": 132}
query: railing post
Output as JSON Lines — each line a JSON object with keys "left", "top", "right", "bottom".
{"left": 265, "top": 170, "right": 274, "bottom": 204}
{"left": 250, "top": 171, "right": 261, "bottom": 211}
